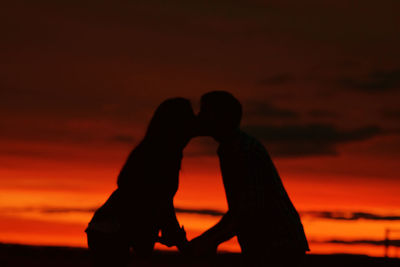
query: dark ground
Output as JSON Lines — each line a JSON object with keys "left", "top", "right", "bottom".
{"left": 1, "top": 243, "right": 399, "bottom": 267}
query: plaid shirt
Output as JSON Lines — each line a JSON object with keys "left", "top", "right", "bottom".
{"left": 217, "top": 130, "right": 309, "bottom": 251}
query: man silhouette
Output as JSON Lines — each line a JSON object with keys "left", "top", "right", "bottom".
{"left": 188, "top": 91, "right": 309, "bottom": 266}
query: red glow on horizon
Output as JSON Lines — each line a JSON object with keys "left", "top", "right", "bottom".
{"left": 1, "top": 152, "right": 400, "bottom": 257}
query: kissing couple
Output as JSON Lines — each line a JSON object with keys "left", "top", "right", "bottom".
{"left": 86, "top": 91, "right": 309, "bottom": 267}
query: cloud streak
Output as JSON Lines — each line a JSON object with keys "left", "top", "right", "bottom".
{"left": 317, "top": 239, "right": 400, "bottom": 248}
{"left": 4, "top": 206, "right": 400, "bottom": 222}
{"left": 0, "top": 206, "right": 225, "bottom": 217}
{"left": 175, "top": 207, "right": 225, "bottom": 217}
{"left": 302, "top": 211, "right": 400, "bottom": 221}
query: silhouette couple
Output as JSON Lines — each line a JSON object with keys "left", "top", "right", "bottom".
{"left": 86, "top": 91, "right": 309, "bottom": 266}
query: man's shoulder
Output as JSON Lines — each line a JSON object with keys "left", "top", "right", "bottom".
{"left": 239, "top": 131, "right": 267, "bottom": 153}
{"left": 217, "top": 130, "right": 268, "bottom": 157}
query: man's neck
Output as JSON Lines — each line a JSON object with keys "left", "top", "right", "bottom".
{"left": 214, "top": 128, "right": 241, "bottom": 145}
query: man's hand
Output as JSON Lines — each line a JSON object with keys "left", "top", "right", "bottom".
{"left": 186, "top": 235, "right": 218, "bottom": 257}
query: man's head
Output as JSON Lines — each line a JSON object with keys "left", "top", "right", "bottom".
{"left": 197, "top": 91, "right": 242, "bottom": 140}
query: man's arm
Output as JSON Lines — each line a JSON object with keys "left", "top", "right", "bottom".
{"left": 188, "top": 148, "right": 257, "bottom": 255}
{"left": 198, "top": 209, "right": 237, "bottom": 243}
{"left": 187, "top": 206, "right": 245, "bottom": 256}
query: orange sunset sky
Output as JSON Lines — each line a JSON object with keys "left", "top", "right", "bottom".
{"left": 1, "top": 1, "right": 400, "bottom": 257}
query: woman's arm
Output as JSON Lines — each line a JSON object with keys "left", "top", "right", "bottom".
{"left": 158, "top": 198, "right": 188, "bottom": 250}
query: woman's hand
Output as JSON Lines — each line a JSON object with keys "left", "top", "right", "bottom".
{"left": 157, "top": 226, "right": 188, "bottom": 250}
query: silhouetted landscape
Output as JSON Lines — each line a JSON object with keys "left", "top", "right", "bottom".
{"left": 1, "top": 243, "right": 399, "bottom": 267}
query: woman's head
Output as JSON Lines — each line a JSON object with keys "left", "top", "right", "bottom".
{"left": 145, "top": 98, "right": 195, "bottom": 148}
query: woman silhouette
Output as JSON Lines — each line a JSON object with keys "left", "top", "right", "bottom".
{"left": 86, "top": 98, "right": 195, "bottom": 266}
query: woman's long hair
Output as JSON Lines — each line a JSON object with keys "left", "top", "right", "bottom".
{"left": 117, "top": 98, "right": 194, "bottom": 188}
{"left": 143, "top": 98, "right": 195, "bottom": 146}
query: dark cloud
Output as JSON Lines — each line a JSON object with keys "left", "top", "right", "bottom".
{"left": 302, "top": 211, "right": 400, "bottom": 221}
{"left": 244, "top": 123, "right": 382, "bottom": 157}
{"left": 307, "top": 109, "right": 338, "bottom": 119}
{"left": 258, "top": 73, "right": 294, "bottom": 86}
{"left": 382, "top": 109, "right": 400, "bottom": 120}
{"left": 245, "top": 102, "right": 299, "bottom": 119}
{"left": 319, "top": 239, "right": 400, "bottom": 248}
{"left": 340, "top": 69, "right": 400, "bottom": 93}
{"left": 187, "top": 123, "right": 382, "bottom": 158}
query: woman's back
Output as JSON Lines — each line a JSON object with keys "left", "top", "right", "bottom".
{"left": 117, "top": 142, "right": 181, "bottom": 199}
{"left": 88, "top": 141, "right": 182, "bottom": 234}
